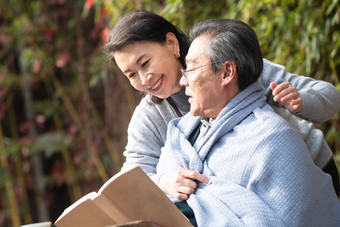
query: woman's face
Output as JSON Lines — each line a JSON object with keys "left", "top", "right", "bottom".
{"left": 113, "top": 33, "right": 183, "bottom": 99}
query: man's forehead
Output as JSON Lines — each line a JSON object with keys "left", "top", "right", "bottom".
{"left": 186, "top": 35, "right": 211, "bottom": 64}
{"left": 185, "top": 54, "right": 209, "bottom": 66}
{"left": 185, "top": 58, "right": 199, "bottom": 64}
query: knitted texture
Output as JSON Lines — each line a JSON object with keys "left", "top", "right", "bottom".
{"left": 157, "top": 81, "right": 340, "bottom": 226}
{"left": 122, "top": 59, "right": 338, "bottom": 183}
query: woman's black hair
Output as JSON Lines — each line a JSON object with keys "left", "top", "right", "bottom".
{"left": 106, "top": 11, "right": 190, "bottom": 104}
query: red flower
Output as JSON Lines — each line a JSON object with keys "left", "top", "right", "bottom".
{"left": 43, "top": 28, "right": 55, "bottom": 41}
{"left": 85, "top": 0, "right": 94, "bottom": 10}
{"left": 100, "top": 28, "right": 109, "bottom": 42}
{"left": 56, "top": 52, "right": 70, "bottom": 68}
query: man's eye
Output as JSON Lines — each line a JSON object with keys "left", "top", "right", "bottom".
{"left": 141, "top": 60, "right": 150, "bottom": 67}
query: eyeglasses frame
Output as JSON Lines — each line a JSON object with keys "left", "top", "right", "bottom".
{"left": 181, "top": 61, "right": 223, "bottom": 81}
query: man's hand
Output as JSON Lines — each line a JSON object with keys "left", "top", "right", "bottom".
{"left": 158, "top": 168, "right": 209, "bottom": 200}
{"left": 270, "top": 82, "right": 302, "bottom": 113}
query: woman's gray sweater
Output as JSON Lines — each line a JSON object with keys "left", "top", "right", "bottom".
{"left": 121, "top": 59, "right": 340, "bottom": 183}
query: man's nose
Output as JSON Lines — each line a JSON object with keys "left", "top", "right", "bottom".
{"left": 179, "top": 75, "right": 188, "bottom": 87}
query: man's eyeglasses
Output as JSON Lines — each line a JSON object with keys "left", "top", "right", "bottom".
{"left": 181, "top": 61, "right": 222, "bottom": 81}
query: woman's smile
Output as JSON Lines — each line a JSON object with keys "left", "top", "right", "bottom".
{"left": 148, "top": 75, "right": 164, "bottom": 92}
{"left": 113, "top": 38, "right": 182, "bottom": 99}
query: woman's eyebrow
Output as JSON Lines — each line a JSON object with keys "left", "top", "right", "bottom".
{"left": 123, "top": 54, "right": 147, "bottom": 74}
{"left": 136, "top": 54, "right": 147, "bottom": 65}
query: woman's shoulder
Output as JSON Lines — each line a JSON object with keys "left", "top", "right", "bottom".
{"left": 133, "top": 95, "right": 165, "bottom": 116}
{"left": 130, "top": 95, "right": 179, "bottom": 128}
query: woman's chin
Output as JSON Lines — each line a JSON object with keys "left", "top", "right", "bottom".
{"left": 153, "top": 93, "right": 171, "bottom": 99}
{"left": 150, "top": 89, "right": 173, "bottom": 99}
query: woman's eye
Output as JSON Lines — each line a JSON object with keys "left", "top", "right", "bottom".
{"left": 128, "top": 72, "right": 136, "bottom": 78}
{"left": 141, "top": 60, "right": 150, "bottom": 67}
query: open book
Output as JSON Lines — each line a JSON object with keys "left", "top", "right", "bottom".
{"left": 54, "top": 166, "right": 192, "bottom": 227}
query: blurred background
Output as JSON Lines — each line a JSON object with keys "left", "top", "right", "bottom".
{"left": 0, "top": 0, "right": 339, "bottom": 226}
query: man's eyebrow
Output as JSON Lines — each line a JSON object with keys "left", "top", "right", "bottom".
{"left": 123, "top": 54, "right": 146, "bottom": 74}
{"left": 185, "top": 58, "right": 197, "bottom": 64}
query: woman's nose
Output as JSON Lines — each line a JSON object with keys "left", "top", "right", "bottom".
{"left": 140, "top": 73, "right": 152, "bottom": 86}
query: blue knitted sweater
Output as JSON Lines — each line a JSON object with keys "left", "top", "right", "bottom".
{"left": 157, "top": 81, "right": 340, "bottom": 226}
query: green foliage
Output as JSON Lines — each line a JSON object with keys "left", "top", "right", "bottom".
{"left": 1, "top": 0, "right": 340, "bottom": 225}
{"left": 89, "top": 51, "right": 109, "bottom": 87}
{"left": 1, "top": 137, "right": 21, "bottom": 157}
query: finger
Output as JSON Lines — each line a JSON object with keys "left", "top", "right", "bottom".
{"left": 174, "top": 192, "right": 189, "bottom": 200}
{"left": 274, "top": 87, "right": 299, "bottom": 102}
{"left": 179, "top": 168, "right": 209, "bottom": 184}
{"left": 290, "top": 97, "right": 302, "bottom": 106}
{"left": 177, "top": 185, "right": 196, "bottom": 195}
{"left": 289, "top": 99, "right": 302, "bottom": 113}
{"left": 286, "top": 103, "right": 301, "bottom": 113}
{"left": 279, "top": 91, "right": 300, "bottom": 103}
{"left": 181, "top": 178, "right": 198, "bottom": 189}
{"left": 270, "top": 82, "right": 278, "bottom": 91}
{"left": 172, "top": 170, "right": 199, "bottom": 189}
{"left": 272, "top": 82, "right": 290, "bottom": 96}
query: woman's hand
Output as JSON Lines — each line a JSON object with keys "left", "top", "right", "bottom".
{"left": 270, "top": 82, "right": 302, "bottom": 113}
{"left": 158, "top": 168, "right": 209, "bottom": 200}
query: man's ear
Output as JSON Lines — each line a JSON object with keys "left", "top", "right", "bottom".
{"left": 221, "top": 61, "right": 237, "bottom": 86}
{"left": 165, "top": 32, "right": 180, "bottom": 56}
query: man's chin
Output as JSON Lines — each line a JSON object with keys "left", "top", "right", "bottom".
{"left": 190, "top": 109, "right": 200, "bottom": 117}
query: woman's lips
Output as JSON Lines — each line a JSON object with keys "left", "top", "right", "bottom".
{"left": 149, "top": 75, "right": 163, "bottom": 92}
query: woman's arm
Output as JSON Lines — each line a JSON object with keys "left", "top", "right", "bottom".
{"left": 122, "top": 96, "right": 206, "bottom": 191}
{"left": 261, "top": 59, "right": 340, "bottom": 123}
{"left": 121, "top": 98, "right": 168, "bottom": 182}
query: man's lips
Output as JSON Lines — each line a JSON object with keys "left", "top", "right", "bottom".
{"left": 186, "top": 92, "right": 193, "bottom": 103}
{"left": 188, "top": 96, "right": 193, "bottom": 103}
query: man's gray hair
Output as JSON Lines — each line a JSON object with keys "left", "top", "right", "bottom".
{"left": 189, "top": 19, "right": 263, "bottom": 90}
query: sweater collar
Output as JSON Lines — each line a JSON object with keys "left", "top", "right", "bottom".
{"left": 175, "top": 81, "right": 266, "bottom": 151}
{"left": 168, "top": 87, "right": 190, "bottom": 115}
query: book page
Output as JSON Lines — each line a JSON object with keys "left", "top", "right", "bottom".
{"left": 93, "top": 195, "right": 129, "bottom": 223}
{"left": 58, "top": 191, "right": 97, "bottom": 218}
{"left": 99, "top": 166, "right": 192, "bottom": 227}
{"left": 55, "top": 166, "right": 192, "bottom": 227}
{"left": 54, "top": 197, "right": 117, "bottom": 227}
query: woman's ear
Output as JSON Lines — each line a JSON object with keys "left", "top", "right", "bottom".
{"left": 165, "top": 32, "right": 180, "bottom": 56}
{"left": 221, "top": 61, "right": 237, "bottom": 86}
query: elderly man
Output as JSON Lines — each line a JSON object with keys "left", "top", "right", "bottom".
{"left": 156, "top": 18, "right": 340, "bottom": 226}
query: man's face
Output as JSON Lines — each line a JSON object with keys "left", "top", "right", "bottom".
{"left": 180, "top": 34, "right": 225, "bottom": 119}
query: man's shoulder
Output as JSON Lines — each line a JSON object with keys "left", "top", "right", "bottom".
{"left": 254, "top": 104, "right": 289, "bottom": 124}
{"left": 235, "top": 105, "right": 307, "bottom": 159}
{"left": 240, "top": 104, "right": 295, "bottom": 137}
{"left": 252, "top": 105, "right": 306, "bottom": 148}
